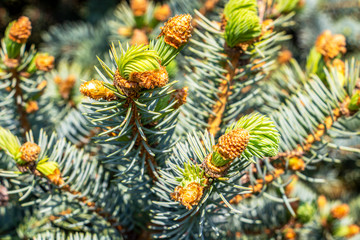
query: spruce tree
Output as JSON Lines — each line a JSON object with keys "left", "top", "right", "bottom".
{"left": 1, "top": 0, "right": 360, "bottom": 239}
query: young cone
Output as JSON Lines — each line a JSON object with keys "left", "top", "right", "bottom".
{"left": 216, "top": 128, "right": 250, "bottom": 161}
{"left": 80, "top": 80, "right": 116, "bottom": 101}
{"left": 130, "top": 0, "right": 148, "bottom": 16}
{"left": 315, "top": 30, "right": 346, "bottom": 62}
{"left": 19, "top": 142, "right": 41, "bottom": 163}
{"left": 158, "top": 14, "right": 193, "bottom": 49}
{"left": 154, "top": 4, "right": 172, "bottom": 22}
{"left": 8, "top": 16, "right": 32, "bottom": 44}
{"left": 171, "top": 182, "right": 204, "bottom": 210}
{"left": 331, "top": 204, "right": 350, "bottom": 219}
{"left": 35, "top": 54, "right": 55, "bottom": 72}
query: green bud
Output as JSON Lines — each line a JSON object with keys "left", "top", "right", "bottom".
{"left": 116, "top": 43, "right": 160, "bottom": 79}
{"left": 333, "top": 225, "right": 350, "bottom": 237}
{"left": 175, "top": 161, "right": 207, "bottom": 187}
{"left": 36, "top": 159, "right": 59, "bottom": 177}
{"left": 348, "top": 91, "right": 360, "bottom": 112}
{"left": 224, "top": 9, "right": 261, "bottom": 47}
{"left": 4, "top": 22, "right": 22, "bottom": 59}
{"left": 296, "top": 202, "right": 316, "bottom": 223}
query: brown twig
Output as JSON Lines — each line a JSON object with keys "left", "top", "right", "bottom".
{"left": 11, "top": 69, "right": 31, "bottom": 137}
{"left": 271, "top": 106, "right": 343, "bottom": 160}
{"left": 75, "top": 128, "right": 100, "bottom": 149}
{"left": 60, "top": 184, "right": 124, "bottom": 233}
{"left": 230, "top": 168, "right": 285, "bottom": 204}
{"left": 130, "top": 101, "right": 158, "bottom": 181}
{"left": 207, "top": 49, "right": 241, "bottom": 136}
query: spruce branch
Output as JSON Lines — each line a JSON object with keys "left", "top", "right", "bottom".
{"left": 181, "top": 5, "right": 291, "bottom": 138}
{"left": 0, "top": 128, "right": 127, "bottom": 236}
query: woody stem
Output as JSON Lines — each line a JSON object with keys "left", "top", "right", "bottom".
{"left": 11, "top": 69, "right": 31, "bottom": 137}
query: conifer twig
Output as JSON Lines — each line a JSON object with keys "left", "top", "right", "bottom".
{"left": 208, "top": 49, "right": 241, "bottom": 136}
{"left": 11, "top": 68, "right": 31, "bottom": 137}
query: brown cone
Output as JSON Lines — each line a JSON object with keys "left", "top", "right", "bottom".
{"left": 0, "top": 185, "right": 9, "bottom": 206}
{"left": 315, "top": 30, "right": 346, "bottom": 62}
{"left": 80, "top": 79, "right": 116, "bottom": 101}
{"left": 154, "top": 4, "right": 172, "bottom": 22}
{"left": 171, "top": 182, "right": 204, "bottom": 209}
{"left": 331, "top": 204, "right": 350, "bottom": 219}
{"left": 113, "top": 69, "right": 140, "bottom": 97}
{"left": 9, "top": 16, "right": 32, "bottom": 44}
{"left": 158, "top": 14, "right": 193, "bottom": 49}
{"left": 130, "top": 0, "right": 148, "bottom": 16}
{"left": 20, "top": 142, "right": 41, "bottom": 162}
{"left": 35, "top": 55, "right": 55, "bottom": 72}
{"left": 173, "top": 86, "right": 188, "bottom": 109}
{"left": 216, "top": 128, "right": 250, "bottom": 160}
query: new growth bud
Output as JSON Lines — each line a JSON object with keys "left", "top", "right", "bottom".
{"left": 288, "top": 156, "right": 305, "bottom": 171}
{"left": 36, "top": 161, "right": 64, "bottom": 186}
{"left": 278, "top": 50, "right": 292, "bottom": 64}
{"left": 203, "top": 128, "right": 250, "bottom": 177}
{"left": 54, "top": 75, "right": 77, "bottom": 100}
{"left": 130, "top": 29, "right": 149, "bottom": 46}
{"left": 47, "top": 168, "right": 64, "bottom": 186}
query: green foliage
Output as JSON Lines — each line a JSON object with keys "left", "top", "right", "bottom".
{"left": 150, "top": 36, "right": 181, "bottom": 67}
{"left": 175, "top": 161, "right": 206, "bottom": 187}
{"left": 306, "top": 47, "right": 324, "bottom": 75}
{"left": 296, "top": 202, "right": 316, "bottom": 223}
